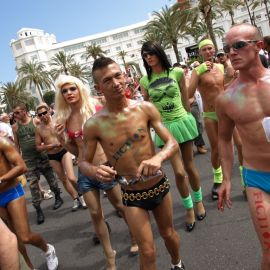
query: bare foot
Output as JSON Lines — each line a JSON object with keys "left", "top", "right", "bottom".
{"left": 185, "top": 208, "right": 195, "bottom": 224}
{"left": 196, "top": 201, "right": 206, "bottom": 221}
{"left": 106, "top": 250, "right": 116, "bottom": 270}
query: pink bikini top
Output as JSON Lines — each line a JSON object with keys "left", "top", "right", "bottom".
{"left": 66, "top": 129, "right": 83, "bottom": 140}
{"left": 65, "top": 104, "right": 102, "bottom": 140}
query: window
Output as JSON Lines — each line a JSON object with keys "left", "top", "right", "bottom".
{"left": 126, "top": 43, "right": 132, "bottom": 48}
{"left": 91, "top": 37, "right": 107, "bottom": 45}
{"left": 112, "top": 32, "right": 129, "bottom": 40}
{"left": 137, "top": 40, "right": 143, "bottom": 45}
{"left": 15, "top": 43, "right": 22, "bottom": 50}
{"left": 134, "top": 28, "right": 144, "bottom": 34}
{"left": 25, "top": 39, "right": 34, "bottom": 46}
{"left": 241, "top": 7, "right": 247, "bottom": 12}
{"left": 166, "top": 54, "right": 172, "bottom": 66}
{"left": 116, "top": 46, "right": 121, "bottom": 51}
{"left": 104, "top": 49, "right": 111, "bottom": 54}
{"left": 31, "top": 55, "right": 38, "bottom": 61}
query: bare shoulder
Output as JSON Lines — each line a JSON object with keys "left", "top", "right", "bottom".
{"left": 136, "top": 100, "right": 157, "bottom": 114}
{"left": 0, "top": 136, "right": 12, "bottom": 149}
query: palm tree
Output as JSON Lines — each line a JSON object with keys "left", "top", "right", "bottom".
{"left": 251, "top": 0, "right": 270, "bottom": 26}
{"left": 17, "top": 60, "right": 53, "bottom": 101}
{"left": 69, "top": 62, "right": 91, "bottom": 83}
{"left": 173, "top": 0, "right": 219, "bottom": 49}
{"left": 141, "top": 30, "right": 167, "bottom": 48}
{"left": 184, "top": 21, "right": 224, "bottom": 43}
{"left": 218, "top": 0, "right": 244, "bottom": 25}
{"left": 0, "top": 81, "right": 35, "bottom": 111}
{"left": 243, "top": 0, "right": 257, "bottom": 26}
{"left": 118, "top": 50, "right": 128, "bottom": 69}
{"left": 145, "top": 5, "right": 187, "bottom": 63}
{"left": 84, "top": 44, "right": 105, "bottom": 61}
{"left": 49, "top": 51, "right": 75, "bottom": 79}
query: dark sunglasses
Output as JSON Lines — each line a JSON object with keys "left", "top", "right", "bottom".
{"left": 38, "top": 111, "right": 48, "bottom": 117}
{"left": 142, "top": 51, "right": 155, "bottom": 58}
{"left": 217, "top": 54, "right": 225, "bottom": 58}
{"left": 61, "top": 86, "right": 77, "bottom": 94}
{"left": 223, "top": 40, "right": 258, "bottom": 53}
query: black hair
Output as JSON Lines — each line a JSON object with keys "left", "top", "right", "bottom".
{"left": 92, "top": 57, "right": 116, "bottom": 82}
{"left": 141, "top": 41, "right": 171, "bottom": 81}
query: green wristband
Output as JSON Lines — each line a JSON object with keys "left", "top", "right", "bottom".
{"left": 195, "top": 63, "right": 208, "bottom": 76}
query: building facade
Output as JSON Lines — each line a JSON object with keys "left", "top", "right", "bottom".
{"left": 10, "top": 3, "right": 270, "bottom": 99}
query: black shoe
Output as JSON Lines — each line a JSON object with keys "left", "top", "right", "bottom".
{"left": 185, "top": 221, "right": 195, "bottom": 232}
{"left": 211, "top": 183, "right": 221, "bottom": 200}
{"left": 197, "top": 212, "right": 206, "bottom": 221}
{"left": 53, "top": 194, "right": 64, "bottom": 210}
{"left": 35, "top": 206, "right": 45, "bottom": 225}
{"left": 171, "top": 261, "right": 185, "bottom": 270}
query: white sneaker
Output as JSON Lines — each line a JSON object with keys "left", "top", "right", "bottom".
{"left": 43, "top": 190, "right": 53, "bottom": 200}
{"left": 46, "top": 244, "right": 58, "bottom": 270}
{"left": 72, "top": 199, "right": 80, "bottom": 212}
{"left": 78, "top": 195, "right": 87, "bottom": 209}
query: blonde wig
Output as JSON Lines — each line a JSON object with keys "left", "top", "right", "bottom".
{"left": 54, "top": 75, "right": 96, "bottom": 127}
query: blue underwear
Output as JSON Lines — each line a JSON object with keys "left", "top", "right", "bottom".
{"left": 0, "top": 183, "right": 25, "bottom": 208}
{"left": 243, "top": 167, "right": 270, "bottom": 193}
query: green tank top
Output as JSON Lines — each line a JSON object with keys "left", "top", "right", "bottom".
{"left": 140, "top": 67, "right": 187, "bottom": 121}
{"left": 17, "top": 119, "right": 40, "bottom": 160}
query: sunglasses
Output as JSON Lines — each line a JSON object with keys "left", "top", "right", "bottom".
{"left": 38, "top": 111, "right": 48, "bottom": 117}
{"left": 223, "top": 40, "right": 258, "bottom": 53}
{"left": 142, "top": 51, "right": 155, "bottom": 58}
{"left": 61, "top": 86, "right": 77, "bottom": 94}
{"left": 217, "top": 54, "right": 225, "bottom": 58}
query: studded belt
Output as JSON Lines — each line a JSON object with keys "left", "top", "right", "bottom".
{"left": 122, "top": 179, "right": 170, "bottom": 201}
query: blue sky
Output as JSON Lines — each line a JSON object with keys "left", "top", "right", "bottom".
{"left": 1, "top": 0, "right": 171, "bottom": 84}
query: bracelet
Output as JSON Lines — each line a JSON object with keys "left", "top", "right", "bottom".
{"left": 194, "top": 63, "right": 208, "bottom": 76}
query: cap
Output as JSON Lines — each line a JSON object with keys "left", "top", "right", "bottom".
{"left": 216, "top": 49, "right": 225, "bottom": 56}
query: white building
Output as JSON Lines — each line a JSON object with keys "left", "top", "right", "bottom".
{"left": 10, "top": 4, "right": 270, "bottom": 99}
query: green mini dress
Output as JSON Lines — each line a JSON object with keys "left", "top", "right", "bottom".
{"left": 140, "top": 67, "right": 198, "bottom": 147}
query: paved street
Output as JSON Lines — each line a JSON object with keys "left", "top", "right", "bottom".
{"left": 26, "top": 145, "right": 260, "bottom": 270}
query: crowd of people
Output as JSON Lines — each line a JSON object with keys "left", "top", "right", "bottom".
{"left": 0, "top": 23, "right": 270, "bottom": 270}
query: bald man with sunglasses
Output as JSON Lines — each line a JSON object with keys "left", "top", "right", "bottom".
{"left": 217, "top": 23, "right": 270, "bottom": 269}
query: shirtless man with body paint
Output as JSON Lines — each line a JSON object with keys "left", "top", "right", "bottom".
{"left": 217, "top": 23, "right": 270, "bottom": 270}
{"left": 188, "top": 39, "right": 243, "bottom": 200}
{"left": 35, "top": 103, "right": 87, "bottom": 212}
{"left": 79, "top": 57, "right": 185, "bottom": 270}
{"left": 0, "top": 136, "right": 58, "bottom": 270}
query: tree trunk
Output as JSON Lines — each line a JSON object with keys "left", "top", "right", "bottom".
{"left": 264, "top": 0, "right": 270, "bottom": 27}
{"left": 172, "top": 42, "right": 180, "bottom": 63}
{"left": 244, "top": 0, "right": 255, "bottom": 25}
{"left": 229, "top": 10, "right": 235, "bottom": 25}
{"left": 36, "top": 83, "right": 44, "bottom": 102}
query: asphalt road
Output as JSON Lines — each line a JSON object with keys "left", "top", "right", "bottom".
{"left": 25, "top": 145, "right": 261, "bottom": 270}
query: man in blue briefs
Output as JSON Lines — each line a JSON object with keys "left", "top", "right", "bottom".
{"left": 217, "top": 23, "right": 270, "bottom": 269}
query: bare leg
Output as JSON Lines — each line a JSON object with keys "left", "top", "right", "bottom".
{"left": 124, "top": 206, "right": 156, "bottom": 270}
{"left": 152, "top": 193, "right": 181, "bottom": 265}
{"left": 246, "top": 187, "right": 270, "bottom": 270}
{"left": 0, "top": 218, "right": 20, "bottom": 270}
{"left": 106, "top": 185, "right": 138, "bottom": 253}
{"left": 83, "top": 190, "right": 116, "bottom": 270}
{"left": 61, "top": 152, "right": 79, "bottom": 192}
{"left": 204, "top": 118, "right": 220, "bottom": 169}
{"left": 180, "top": 141, "right": 205, "bottom": 216}
{"left": 7, "top": 196, "right": 48, "bottom": 252}
{"left": 170, "top": 152, "right": 195, "bottom": 225}
{"left": 49, "top": 159, "right": 78, "bottom": 199}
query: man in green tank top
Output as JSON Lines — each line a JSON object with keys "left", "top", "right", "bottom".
{"left": 12, "top": 103, "right": 63, "bottom": 224}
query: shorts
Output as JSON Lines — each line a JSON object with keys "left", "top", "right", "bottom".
{"left": 203, "top": 111, "right": 218, "bottom": 122}
{"left": 47, "top": 148, "right": 67, "bottom": 162}
{"left": 121, "top": 176, "right": 170, "bottom": 211}
{"left": 243, "top": 167, "right": 270, "bottom": 193}
{"left": 77, "top": 170, "right": 118, "bottom": 194}
{"left": 0, "top": 183, "right": 24, "bottom": 208}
